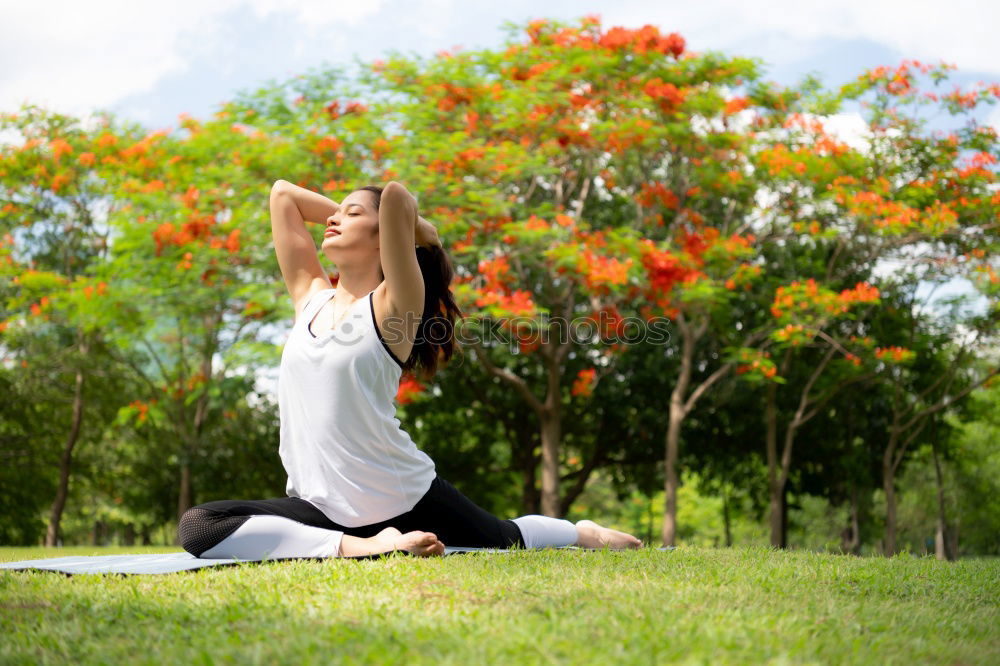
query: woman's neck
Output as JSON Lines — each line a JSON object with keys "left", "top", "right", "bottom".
{"left": 331, "top": 269, "right": 383, "bottom": 301}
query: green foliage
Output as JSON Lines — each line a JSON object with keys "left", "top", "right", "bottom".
{"left": 894, "top": 384, "right": 1000, "bottom": 556}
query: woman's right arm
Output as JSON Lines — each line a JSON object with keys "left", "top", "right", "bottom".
{"left": 269, "top": 180, "right": 338, "bottom": 316}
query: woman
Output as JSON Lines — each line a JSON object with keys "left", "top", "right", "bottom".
{"left": 177, "top": 180, "right": 643, "bottom": 559}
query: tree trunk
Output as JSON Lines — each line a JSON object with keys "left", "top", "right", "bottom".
{"left": 92, "top": 520, "right": 107, "bottom": 546}
{"left": 177, "top": 463, "right": 192, "bottom": 526}
{"left": 930, "top": 435, "right": 952, "bottom": 561}
{"left": 522, "top": 456, "right": 540, "bottom": 515}
{"left": 662, "top": 404, "right": 682, "bottom": 547}
{"left": 776, "top": 424, "right": 799, "bottom": 549}
{"left": 765, "top": 382, "right": 782, "bottom": 548}
{"left": 841, "top": 485, "right": 861, "bottom": 554}
{"left": 879, "top": 364, "right": 1000, "bottom": 557}
{"left": 663, "top": 317, "right": 697, "bottom": 547}
{"left": 768, "top": 346, "right": 830, "bottom": 550}
{"left": 45, "top": 338, "right": 88, "bottom": 547}
{"left": 768, "top": 487, "right": 784, "bottom": 549}
{"left": 766, "top": 382, "right": 801, "bottom": 550}
{"left": 882, "top": 430, "right": 898, "bottom": 556}
{"left": 540, "top": 412, "right": 561, "bottom": 517}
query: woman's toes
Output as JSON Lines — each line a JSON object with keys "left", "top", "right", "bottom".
{"left": 396, "top": 531, "right": 445, "bottom": 556}
{"left": 416, "top": 540, "right": 444, "bottom": 557}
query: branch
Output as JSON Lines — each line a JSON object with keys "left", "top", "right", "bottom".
{"left": 913, "top": 329, "right": 981, "bottom": 404}
{"left": 721, "top": 198, "right": 738, "bottom": 232}
{"left": 893, "top": 416, "right": 929, "bottom": 473}
{"left": 683, "top": 362, "right": 732, "bottom": 415}
{"left": 523, "top": 175, "right": 538, "bottom": 203}
{"left": 801, "top": 371, "right": 877, "bottom": 425}
{"left": 812, "top": 329, "right": 853, "bottom": 357}
{"left": 681, "top": 324, "right": 771, "bottom": 416}
{"left": 574, "top": 172, "right": 591, "bottom": 220}
{"left": 693, "top": 314, "right": 709, "bottom": 341}
{"left": 105, "top": 345, "right": 159, "bottom": 396}
{"left": 553, "top": 286, "right": 576, "bottom": 367}
{"left": 559, "top": 435, "right": 607, "bottom": 514}
{"left": 824, "top": 235, "right": 846, "bottom": 282}
{"left": 468, "top": 339, "right": 545, "bottom": 413}
{"left": 900, "top": 365, "right": 1000, "bottom": 433}
{"left": 137, "top": 336, "right": 172, "bottom": 389}
{"left": 791, "top": 345, "right": 837, "bottom": 427}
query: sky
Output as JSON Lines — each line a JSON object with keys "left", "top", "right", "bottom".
{"left": 2, "top": 0, "right": 999, "bottom": 131}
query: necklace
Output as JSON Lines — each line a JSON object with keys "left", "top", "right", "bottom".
{"left": 327, "top": 296, "right": 358, "bottom": 330}
{"left": 311, "top": 293, "right": 358, "bottom": 336}
{"left": 332, "top": 299, "right": 357, "bottom": 326}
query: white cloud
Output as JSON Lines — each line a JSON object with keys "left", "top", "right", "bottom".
{"left": 0, "top": 0, "right": 995, "bottom": 129}
{"left": 821, "top": 113, "right": 870, "bottom": 151}
{"left": 0, "top": 0, "right": 385, "bottom": 118}
{"left": 601, "top": 0, "right": 999, "bottom": 75}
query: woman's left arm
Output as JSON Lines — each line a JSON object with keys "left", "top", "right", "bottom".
{"left": 378, "top": 181, "right": 425, "bottom": 315}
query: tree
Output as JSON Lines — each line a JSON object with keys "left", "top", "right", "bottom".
{"left": 90, "top": 107, "right": 355, "bottom": 525}
{"left": 357, "top": 17, "right": 770, "bottom": 536}
{"left": 0, "top": 106, "right": 144, "bottom": 545}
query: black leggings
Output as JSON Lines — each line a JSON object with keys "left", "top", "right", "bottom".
{"left": 178, "top": 475, "right": 524, "bottom": 557}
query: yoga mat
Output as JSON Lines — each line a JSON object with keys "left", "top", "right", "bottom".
{"left": 0, "top": 547, "right": 672, "bottom": 576}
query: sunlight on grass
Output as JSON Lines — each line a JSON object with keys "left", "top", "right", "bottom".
{"left": 2, "top": 546, "right": 997, "bottom": 664}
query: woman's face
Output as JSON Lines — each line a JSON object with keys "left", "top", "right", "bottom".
{"left": 321, "top": 190, "right": 379, "bottom": 259}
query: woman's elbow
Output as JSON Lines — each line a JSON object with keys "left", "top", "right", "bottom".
{"left": 270, "top": 180, "right": 289, "bottom": 197}
{"left": 382, "top": 182, "right": 416, "bottom": 212}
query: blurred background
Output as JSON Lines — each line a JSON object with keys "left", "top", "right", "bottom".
{"left": 1, "top": 1, "right": 997, "bottom": 558}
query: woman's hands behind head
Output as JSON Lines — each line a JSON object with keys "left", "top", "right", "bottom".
{"left": 383, "top": 181, "right": 441, "bottom": 249}
{"left": 415, "top": 216, "right": 442, "bottom": 248}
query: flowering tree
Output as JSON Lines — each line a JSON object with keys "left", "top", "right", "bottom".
{"left": 345, "top": 16, "right": 779, "bottom": 530}
{"left": 721, "top": 59, "right": 999, "bottom": 550}
{"left": 0, "top": 107, "right": 148, "bottom": 544}
{"left": 95, "top": 103, "right": 385, "bottom": 522}
{"left": 834, "top": 61, "right": 999, "bottom": 554}
{"left": 3, "top": 16, "right": 997, "bottom": 551}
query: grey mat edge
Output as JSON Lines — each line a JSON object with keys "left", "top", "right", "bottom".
{"left": 0, "top": 547, "right": 675, "bottom": 576}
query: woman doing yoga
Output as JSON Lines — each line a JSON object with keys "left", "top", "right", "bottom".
{"left": 177, "top": 179, "right": 643, "bottom": 559}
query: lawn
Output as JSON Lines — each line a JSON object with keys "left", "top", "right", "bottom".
{"left": 1, "top": 545, "right": 997, "bottom": 664}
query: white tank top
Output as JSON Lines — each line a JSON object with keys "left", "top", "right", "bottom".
{"left": 277, "top": 287, "right": 436, "bottom": 527}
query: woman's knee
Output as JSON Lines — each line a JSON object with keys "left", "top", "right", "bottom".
{"left": 177, "top": 507, "right": 249, "bottom": 557}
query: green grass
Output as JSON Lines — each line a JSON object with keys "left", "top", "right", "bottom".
{"left": 1, "top": 546, "right": 997, "bottom": 665}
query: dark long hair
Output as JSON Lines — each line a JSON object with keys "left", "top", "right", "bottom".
{"left": 355, "top": 185, "right": 462, "bottom": 380}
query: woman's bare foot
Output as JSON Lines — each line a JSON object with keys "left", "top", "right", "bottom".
{"left": 379, "top": 527, "right": 446, "bottom": 556}
{"left": 574, "top": 519, "right": 643, "bottom": 549}
{"left": 338, "top": 527, "right": 445, "bottom": 557}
